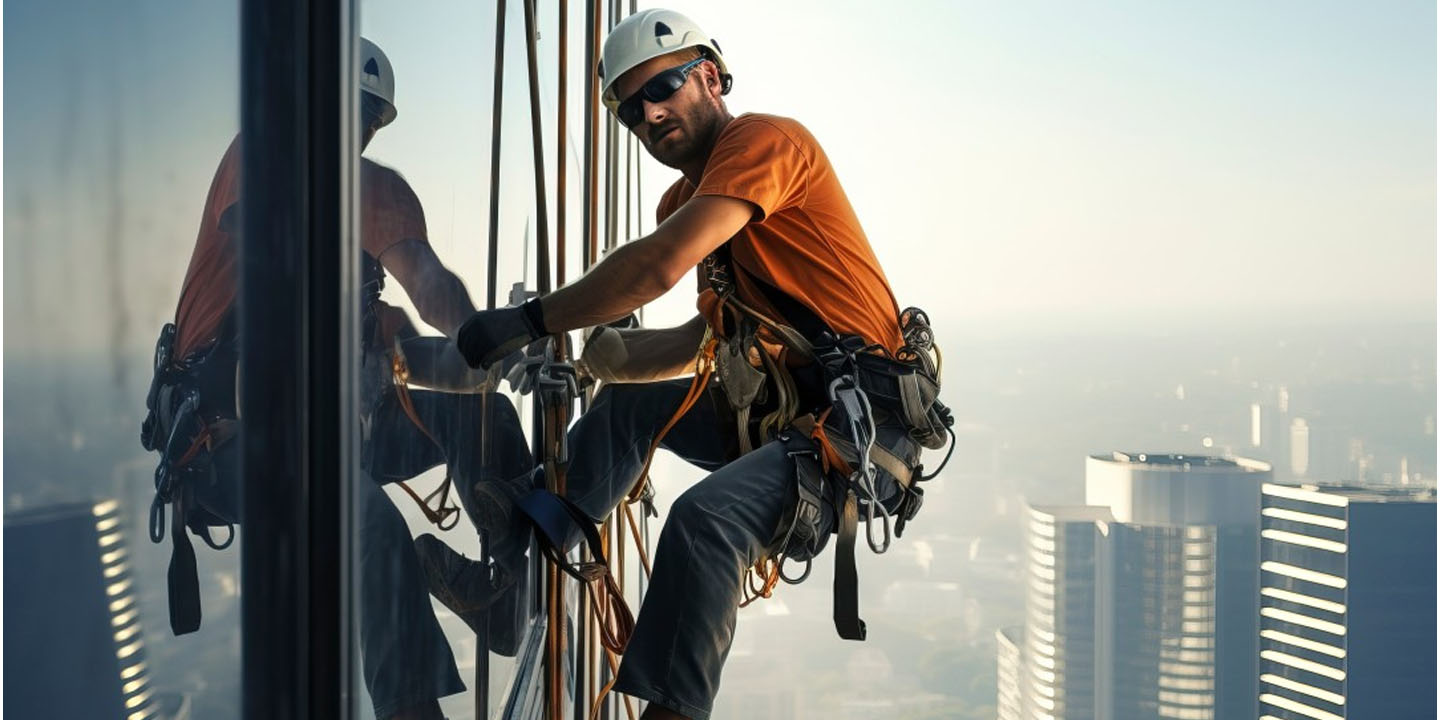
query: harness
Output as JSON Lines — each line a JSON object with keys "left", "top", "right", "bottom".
{"left": 144, "top": 249, "right": 463, "bottom": 635}
{"left": 140, "top": 318, "right": 241, "bottom": 636}
{"left": 700, "top": 241, "right": 955, "bottom": 640}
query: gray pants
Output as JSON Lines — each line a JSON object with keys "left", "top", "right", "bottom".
{"left": 560, "top": 380, "right": 916, "bottom": 720}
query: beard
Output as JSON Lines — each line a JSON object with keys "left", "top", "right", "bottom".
{"left": 643, "top": 98, "right": 725, "bottom": 170}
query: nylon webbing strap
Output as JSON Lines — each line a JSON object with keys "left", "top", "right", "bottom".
{"left": 516, "top": 488, "right": 608, "bottom": 582}
{"left": 833, "top": 489, "right": 866, "bottom": 641}
{"left": 516, "top": 488, "right": 636, "bottom": 653}
{"left": 168, "top": 486, "right": 202, "bottom": 635}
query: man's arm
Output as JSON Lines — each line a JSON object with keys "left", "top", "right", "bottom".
{"left": 537, "top": 195, "right": 755, "bottom": 332}
{"left": 397, "top": 336, "right": 503, "bottom": 393}
{"left": 378, "top": 239, "right": 478, "bottom": 339}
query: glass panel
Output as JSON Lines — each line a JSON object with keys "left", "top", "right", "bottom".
{"left": 4, "top": 1, "right": 240, "bottom": 718}
{"left": 350, "top": 4, "right": 541, "bottom": 718}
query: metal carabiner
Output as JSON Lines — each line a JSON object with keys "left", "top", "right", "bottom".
{"left": 863, "top": 492, "right": 892, "bottom": 554}
{"left": 830, "top": 375, "right": 892, "bottom": 554}
{"left": 779, "top": 555, "right": 813, "bottom": 584}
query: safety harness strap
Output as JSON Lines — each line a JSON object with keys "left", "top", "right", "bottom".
{"left": 515, "top": 488, "right": 636, "bottom": 653}
{"left": 168, "top": 484, "right": 203, "bottom": 635}
{"left": 833, "top": 489, "right": 866, "bottom": 641}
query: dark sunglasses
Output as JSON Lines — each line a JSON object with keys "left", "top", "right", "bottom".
{"left": 361, "top": 92, "right": 388, "bottom": 132}
{"left": 615, "top": 56, "right": 706, "bottom": 128}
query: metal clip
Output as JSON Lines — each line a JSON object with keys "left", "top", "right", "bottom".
{"left": 828, "top": 375, "right": 892, "bottom": 554}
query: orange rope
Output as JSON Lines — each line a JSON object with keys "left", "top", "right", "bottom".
{"left": 739, "top": 557, "right": 782, "bottom": 608}
{"left": 627, "top": 335, "right": 717, "bottom": 504}
{"left": 620, "top": 502, "right": 653, "bottom": 578}
{"left": 588, "top": 647, "right": 637, "bottom": 720}
{"left": 174, "top": 422, "right": 214, "bottom": 469}
{"left": 390, "top": 347, "right": 461, "bottom": 530}
{"left": 809, "top": 407, "right": 852, "bottom": 476}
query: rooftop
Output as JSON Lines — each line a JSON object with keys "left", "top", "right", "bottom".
{"left": 1090, "top": 452, "right": 1270, "bottom": 473}
{"left": 1266, "top": 482, "right": 1437, "bottom": 504}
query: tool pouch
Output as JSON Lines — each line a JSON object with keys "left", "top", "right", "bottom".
{"left": 715, "top": 318, "right": 769, "bottom": 454}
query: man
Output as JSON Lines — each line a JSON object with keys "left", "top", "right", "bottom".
{"left": 422, "top": 10, "right": 939, "bottom": 720}
{"left": 147, "top": 38, "right": 530, "bottom": 720}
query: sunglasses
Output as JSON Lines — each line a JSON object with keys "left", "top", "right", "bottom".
{"left": 615, "top": 56, "right": 707, "bottom": 128}
{"left": 361, "top": 92, "right": 388, "bottom": 132}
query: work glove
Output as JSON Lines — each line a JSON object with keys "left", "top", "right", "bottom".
{"left": 456, "top": 298, "right": 549, "bottom": 369}
{"left": 575, "top": 326, "right": 627, "bottom": 384}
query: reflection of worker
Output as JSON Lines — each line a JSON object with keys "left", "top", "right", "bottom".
{"left": 143, "top": 38, "right": 530, "bottom": 720}
{"left": 424, "top": 10, "right": 944, "bottom": 720}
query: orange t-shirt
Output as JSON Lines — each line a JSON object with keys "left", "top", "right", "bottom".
{"left": 658, "top": 114, "right": 903, "bottom": 354}
{"left": 172, "top": 135, "right": 428, "bottom": 358}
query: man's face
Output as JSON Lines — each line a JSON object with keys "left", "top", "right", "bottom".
{"left": 613, "top": 52, "right": 725, "bottom": 170}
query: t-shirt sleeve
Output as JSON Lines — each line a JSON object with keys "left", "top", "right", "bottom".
{"left": 692, "top": 118, "right": 809, "bottom": 221}
{"left": 655, "top": 179, "right": 689, "bottom": 226}
{"left": 361, "top": 162, "right": 428, "bottom": 259}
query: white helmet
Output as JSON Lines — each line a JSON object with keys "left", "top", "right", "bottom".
{"left": 598, "top": 9, "right": 731, "bottom": 114}
{"left": 360, "top": 37, "right": 398, "bottom": 127}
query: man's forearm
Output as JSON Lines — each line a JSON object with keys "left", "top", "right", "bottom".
{"left": 398, "top": 336, "right": 500, "bottom": 393}
{"left": 537, "top": 242, "right": 673, "bottom": 333}
{"left": 413, "top": 269, "right": 478, "bottom": 339}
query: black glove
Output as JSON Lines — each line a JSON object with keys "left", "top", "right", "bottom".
{"left": 456, "top": 297, "right": 549, "bottom": 369}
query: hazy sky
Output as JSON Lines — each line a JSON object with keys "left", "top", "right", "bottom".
{"left": 5, "top": 0, "right": 1436, "bottom": 356}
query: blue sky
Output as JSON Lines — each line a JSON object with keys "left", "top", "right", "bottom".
{"left": 5, "top": 0, "right": 1435, "bottom": 355}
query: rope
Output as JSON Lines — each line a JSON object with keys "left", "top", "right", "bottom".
{"left": 174, "top": 422, "right": 214, "bottom": 469}
{"left": 626, "top": 331, "right": 717, "bottom": 504}
{"left": 620, "top": 502, "right": 653, "bottom": 578}
{"left": 739, "top": 557, "right": 782, "bottom": 608}
{"left": 389, "top": 345, "right": 461, "bottom": 530}
{"left": 587, "top": 647, "right": 637, "bottom": 720}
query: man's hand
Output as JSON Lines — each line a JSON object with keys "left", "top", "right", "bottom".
{"left": 456, "top": 298, "right": 548, "bottom": 368}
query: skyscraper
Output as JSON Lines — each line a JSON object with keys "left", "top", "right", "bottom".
{"left": 997, "top": 626, "right": 1024, "bottom": 720}
{"left": 1017, "top": 505, "right": 1115, "bottom": 720}
{"left": 1086, "top": 452, "right": 1270, "bottom": 720}
{"left": 4, "top": 500, "right": 156, "bottom": 718}
{"left": 1290, "top": 420, "right": 1310, "bottom": 478}
{"left": 1258, "top": 483, "right": 1437, "bottom": 719}
{"left": 996, "top": 453, "right": 1269, "bottom": 720}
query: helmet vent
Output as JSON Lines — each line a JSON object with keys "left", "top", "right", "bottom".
{"left": 653, "top": 21, "right": 673, "bottom": 37}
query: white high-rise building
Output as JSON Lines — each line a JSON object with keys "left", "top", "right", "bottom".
{"left": 1252, "top": 403, "right": 1263, "bottom": 447}
{"left": 997, "top": 626, "right": 1024, "bottom": 720}
{"left": 1085, "top": 453, "right": 1269, "bottom": 720}
{"left": 1017, "top": 505, "right": 1114, "bottom": 720}
{"left": 998, "top": 453, "right": 1270, "bottom": 720}
{"left": 1290, "top": 419, "right": 1310, "bottom": 478}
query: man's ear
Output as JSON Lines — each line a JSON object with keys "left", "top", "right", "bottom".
{"left": 701, "top": 61, "right": 725, "bottom": 98}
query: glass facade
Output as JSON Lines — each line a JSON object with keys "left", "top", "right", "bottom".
{"left": 1020, "top": 505, "right": 1113, "bottom": 720}
{"left": 1087, "top": 453, "right": 1266, "bottom": 720}
{"left": 998, "top": 625, "right": 1024, "bottom": 720}
{"left": 5, "top": 1, "right": 243, "bottom": 717}
{"left": 1109, "top": 524, "right": 1220, "bottom": 720}
{"left": 1257, "top": 483, "right": 1438, "bottom": 720}
{"left": 4, "top": 2, "right": 667, "bottom": 718}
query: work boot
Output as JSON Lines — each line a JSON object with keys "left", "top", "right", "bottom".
{"left": 414, "top": 534, "right": 529, "bottom": 657}
{"left": 468, "top": 468, "right": 540, "bottom": 578}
